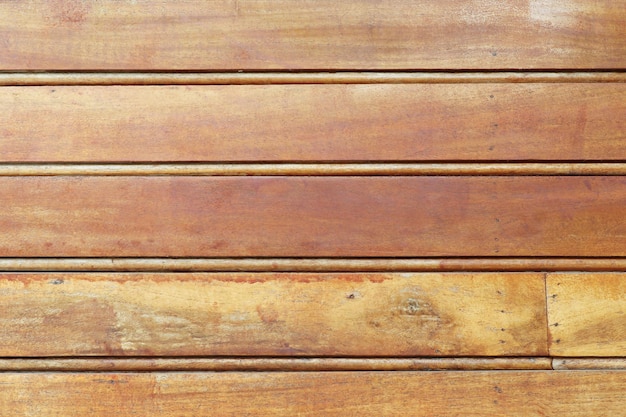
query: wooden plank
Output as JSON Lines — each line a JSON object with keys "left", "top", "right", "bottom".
{"left": 0, "top": 272, "right": 547, "bottom": 356}
{"left": 0, "top": 371, "right": 623, "bottom": 416}
{"left": 5, "top": 257, "right": 626, "bottom": 272}
{"left": 2, "top": 72, "right": 626, "bottom": 86}
{"left": 0, "top": 358, "right": 553, "bottom": 372}
{"left": 1, "top": 176, "right": 626, "bottom": 257}
{"left": 2, "top": 84, "right": 625, "bottom": 162}
{"left": 547, "top": 273, "right": 626, "bottom": 356}
{"left": 553, "top": 359, "right": 626, "bottom": 370}
{"left": 1, "top": 1, "right": 625, "bottom": 70}
{"left": 7, "top": 163, "right": 626, "bottom": 176}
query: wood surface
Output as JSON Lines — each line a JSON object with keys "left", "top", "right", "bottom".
{"left": 2, "top": 72, "right": 626, "bottom": 86}
{"left": 0, "top": 357, "right": 552, "bottom": 372}
{"left": 547, "top": 273, "right": 626, "bottom": 356}
{"left": 2, "top": 176, "right": 626, "bottom": 257}
{"left": 0, "top": 272, "right": 547, "bottom": 356}
{"left": 553, "top": 359, "right": 626, "bottom": 370}
{"left": 5, "top": 257, "right": 626, "bottom": 272}
{"left": 1, "top": 1, "right": 625, "bottom": 70}
{"left": 2, "top": 84, "right": 625, "bottom": 162}
{"left": 0, "top": 371, "right": 624, "bottom": 416}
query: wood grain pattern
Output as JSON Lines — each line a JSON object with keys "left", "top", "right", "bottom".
{"left": 1, "top": 1, "right": 625, "bottom": 70}
{"left": 5, "top": 257, "right": 626, "bottom": 272}
{"left": 2, "top": 72, "right": 626, "bottom": 86}
{"left": 2, "top": 176, "right": 626, "bottom": 257}
{"left": 0, "top": 357, "right": 552, "bottom": 372}
{"left": 2, "top": 84, "right": 625, "bottom": 162}
{"left": 547, "top": 273, "right": 626, "bottom": 356}
{"left": 553, "top": 359, "right": 626, "bottom": 370}
{"left": 0, "top": 371, "right": 624, "bottom": 416}
{"left": 0, "top": 272, "right": 547, "bottom": 356}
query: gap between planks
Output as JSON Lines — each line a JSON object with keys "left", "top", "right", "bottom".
{"left": 4, "top": 258, "right": 626, "bottom": 272}
{"left": 0, "top": 72, "right": 625, "bottom": 86}
{"left": 3, "top": 163, "right": 626, "bottom": 176}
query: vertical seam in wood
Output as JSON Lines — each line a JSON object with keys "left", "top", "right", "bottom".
{"left": 543, "top": 272, "right": 553, "bottom": 362}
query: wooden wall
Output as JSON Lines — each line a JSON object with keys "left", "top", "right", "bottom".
{"left": 0, "top": 1, "right": 624, "bottom": 415}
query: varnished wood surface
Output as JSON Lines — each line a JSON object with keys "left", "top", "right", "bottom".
{"left": 0, "top": 357, "right": 553, "bottom": 372}
{"left": 0, "top": 371, "right": 623, "bottom": 416}
{"left": 2, "top": 72, "right": 626, "bottom": 86}
{"left": 553, "top": 358, "right": 626, "bottom": 370}
{"left": 0, "top": 273, "right": 547, "bottom": 356}
{"left": 4, "top": 257, "right": 626, "bottom": 272}
{"left": 547, "top": 273, "right": 626, "bottom": 356}
{"left": 1, "top": 1, "right": 625, "bottom": 70}
{"left": 2, "top": 176, "right": 626, "bottom": 257}
{"left": 2, "top": 84, "right": 625, "bottom": 162}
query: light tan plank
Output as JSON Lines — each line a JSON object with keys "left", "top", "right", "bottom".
{"left": 1, "top": 177, "right": 626, "bottom": 257}
{"left": 2, "top": 85, "right": 625, "bottom": 162}
{"left": 0, "top": 357, "right": 552, "bottom": 372}
{"left": 547, "top": 273, "right": 626, "bottom": 356}
{"left": 2, "top": 72, "right": 626, "bottom": 85}
{"left": 4, "top": 257, "right": 626, "bottom": 272}
{"left": 1, "top": 1, "right": 625, "bottom": 70}
{"left": 0, "top": 273, "right": 547, "bottom": 356}
{"left": 553, "top": 359, "right": 626, "bottom": 370}
{"left": 0, "top": 371, "right": 624, "bottom": 416}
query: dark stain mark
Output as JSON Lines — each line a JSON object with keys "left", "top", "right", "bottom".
{"left": 499, "top": 340, "right": 506, "bottom": 344}
{"left": 555, "top": 339, "right": 561, "bottom": 344}
{"left": 491, "top": 51, "right": 498, "bottom": 57}
{"left": 50, "top": 279, "right": 64, "bottom": 285}
{"left": 494, "top": 385, "right": 503, "bottom": 394}
{"left": 552, "top": 322, "right": 559, "bottom": 327}
{"left": 489, "top": 95, "right": 495, "bottom": 99}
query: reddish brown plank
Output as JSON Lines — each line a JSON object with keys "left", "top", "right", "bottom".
{"left": 1, "top": 1, "right": 625, "bottom": 70}
{"left": 0, "top": 371, "right": 624, "bottom": 416}
{"left": 1, "top": 176, "right": 626, "bottom": 257}
{"left": 0, "top": 272, "right": 547, "bottom": 356}
{"left": 1, "top": 84, "right": 625, "bottom": 162}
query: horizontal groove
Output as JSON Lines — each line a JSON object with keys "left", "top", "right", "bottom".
{"left": 4, "top": 258, "right": 626, "bottom": 272}
{"left": 3, "top": 163, "right": 626, "bottom": 176}
{"left": 0, "top": 71, "right": 625, "bottom": 85}
{"left": 552, "top": 358, "right": 626, "bottom": 370}
{"left": 0, "top": 357, "right": 552, "bottom": 372}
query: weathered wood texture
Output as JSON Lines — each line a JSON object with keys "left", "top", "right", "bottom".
{"left": 1, "top": 1, "right": 625, "bottom": 70}
{"left": 5, "top": 257, "right": 626, "bottom": 272}
{"left": 547, "top": 273, "right": 626, "bottom": 356}
{"left": 0, "top": 357, "right": 553, "bottom": 372}
{"left": 0, "top": 273, "right": 547, "bottom": 356}
{"left": 2, "top": 176, "right": 626, "bottom": 257}
{"left": 0, "top": 371, "right": 624, "bottom": 416}
{"left": 2, "top": 84, "right": 625, "bottom": 162}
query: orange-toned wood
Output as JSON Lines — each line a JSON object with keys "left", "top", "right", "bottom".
{"left": 2, "top": 84, "right": 625, "bottom": 162}
{"left": 0, "top": 357, "right": 553, "bottom": 372}
{"left": 1, "top": 1, "right": 625, "bottom": 70}
{"left": 2, "top": 176, "right": 626, "bottom": 257}
{"left": 0, "top": 273, "right": 547, "bottom": 356}
{"left": 0, "top": 371, "right": 624, "bottom": 416}
{"left": 547, "top": 273, "right": 626, "bottom": 356}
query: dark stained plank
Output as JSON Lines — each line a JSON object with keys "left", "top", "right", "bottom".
{"left": 547, "top": 273, "right": 626, "bottom": 356}
{"left": 1, "top": 176, "right": 626, "bottom": 257}
{"left": 0, "top": 272, "right": 547, "bottom": 356}
{"left": 1, "top": 1, "right": 625, "bottom": 70}
{"left": 1, "top": 84, "right": 625, "bottom": 162}
{"left": 0, "top": 371, "right": 624, "bottom": 416}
